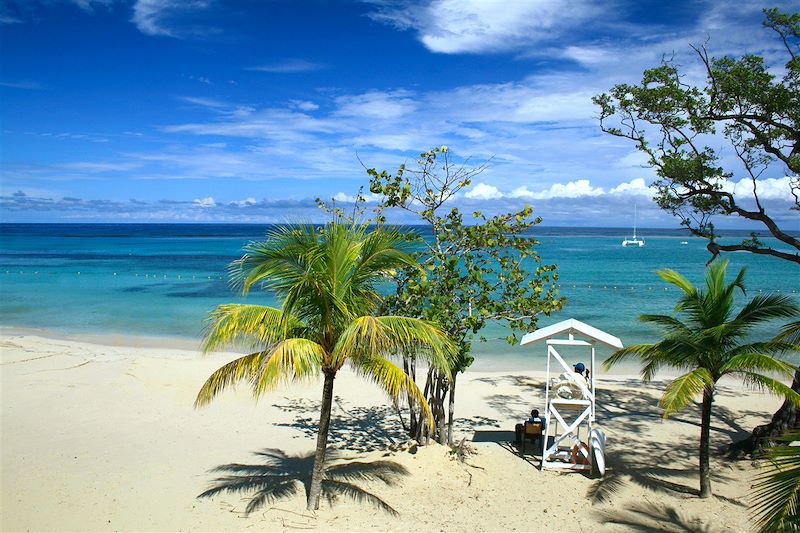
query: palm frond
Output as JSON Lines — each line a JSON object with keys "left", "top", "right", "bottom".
{"left": 603, "top": 345, "right": 649, "bottom": 371}
{"left": 332, "top": 315, "right": 457, "bottom": 374}
{"left": 251, "top": 338, "right": 325, "bottom": 396}
{"left": 195, "top": 351, "right": 269, "bottom": 407}
{"left": 776, "top": 320, "right": 800, "bottom": 345}
{"left": 202, "top": 304, "right": 303, "bottom": 353}
{"left": 751, "top": 432, "right": 800, "bottom": 533}
{"left": 235, "top": 224, "right": 319, "bottom": 296}
{"left": 660, "top": 368, "right": 714, "bottom": 418}
{"left": 350, "top": 353, "right": 436, "bottom": 431}
{"left": 350, "top": 226, "right": 418, "bottom": 285}
{"left": 656, "top": 268, "right": 696, "bottom": 296}
{"left": 639, "top": 314, "right": 691, "bottom": 337}
{"left": 732, "top": 293, "right": 800, "bottom": 333}
{"left": 736, "top": 371, "right": 800, "bottom": 408}
{"left": 720, "top": 350, "right": 797, "bottom": 376}
{"left": 604, "top": 339, "right": 700, "bottom": 379}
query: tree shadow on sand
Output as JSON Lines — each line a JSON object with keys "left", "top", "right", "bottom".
{"left": 270, "top": 397, "right": 408, "bottom": 452}
{"left": 599, "top": 501, "right": 717, "bottom": 532}
{"left": 198, "top": 448, "right": 409, "bottom": 515}
{"left": 585, "top": 384, "right": 753, "bottom": 507}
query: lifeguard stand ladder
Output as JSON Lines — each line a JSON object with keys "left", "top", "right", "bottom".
{"left": 520, "top": 319, "right": 623, "bottom": 472}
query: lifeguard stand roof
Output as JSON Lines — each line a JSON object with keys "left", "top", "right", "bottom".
{"left": 519, "top": 318, "right": 623, "bottom": 349}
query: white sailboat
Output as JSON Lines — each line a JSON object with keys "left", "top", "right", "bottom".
{"left": 621, "top": 205, "right": 645, "bottom": 247}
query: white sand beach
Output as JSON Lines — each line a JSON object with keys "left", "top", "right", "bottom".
{"left": 1, "top": 334, "right": 783, "bottom": 532}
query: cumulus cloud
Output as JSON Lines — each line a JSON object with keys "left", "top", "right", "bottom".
{"left": 465, "top": 182, "right": 503, "bottom": 200}
{"left": 193, "top": 196, "right": 216, "bottom": 208}
{"left": 331, "top": 191, "right": 383, "bottom": 203}
{"left": 609, "top": 178, "right": 654, "bottom": 197}
{"left": 726, "top": 176, "right": 796, "bottom": 201}
{"left": 228, "top": 197, "right": 257, "bottom": 207}
{"left": 467, "top": 179, "right": 605, "bottom": 201}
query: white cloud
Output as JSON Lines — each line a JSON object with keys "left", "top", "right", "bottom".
{"left": 724, "top": 176, "right": 796, "bottom": 201}
{"left": 560, "top": 45, "right": 616, "bottom": 66}
{"left": 229, "top": 197, "right": 257, "bottom": 207}
{"left": 193, "top": 196, "right": 216, "bottom": 208}
{"left": 332, "top": 191, "right": 383, "bottom": 203}
{"left": 368, "top": 0, "right": 599, "bottom": 54}
{"left": 509, "top": 186, "right": 534, "bottom": 199}
{"left": 465, "top": 182, "right": 503, "bottom": 200}
{"left": 131, "top": 0, "right": 211, "bottom": 37}
{"left": 609, "top": 178, "right": 653, "bottom": 197}
{"left": 335, "top": 91, "right": 417, "bottom": 119}
{"left": 178, "top": 96, "right": 231, "bottom": 112}
{"left": 529, "top": 179, "right": 605, "bottom": 199}
{"left": 290, "top": 100, "right": 319, "bottom": 111}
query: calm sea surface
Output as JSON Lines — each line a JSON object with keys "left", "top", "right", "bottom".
{"left": 1, "top": 223, "right": 798, "bottom": 371}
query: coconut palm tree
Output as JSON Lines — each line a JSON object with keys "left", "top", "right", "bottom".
{"left": 195, "top": 221, "right": 457, "bottom": 511}
{"left": 604, "top": 260, "right": 800, "bottom": 498}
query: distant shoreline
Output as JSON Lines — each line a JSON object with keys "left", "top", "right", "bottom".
{"left": 3, "top": 221, "right": 797, "bottom": 237}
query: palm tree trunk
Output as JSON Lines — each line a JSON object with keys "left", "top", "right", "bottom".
{"left": 307, "top": 371, "right": 335, "bottom": 511}
{"left": 699, "top": 389, "right": 713, "bottom": 498}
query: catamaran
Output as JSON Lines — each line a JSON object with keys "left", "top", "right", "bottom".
{"left": 621, "top": 205, "right": 645, "bottom": 247}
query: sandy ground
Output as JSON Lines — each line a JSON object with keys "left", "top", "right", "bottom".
{"left": 0, "top": 334, "right": 784, "bottom": 532}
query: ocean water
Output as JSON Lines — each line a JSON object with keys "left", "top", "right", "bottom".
{"left": 1, "top": 223, "right": 798, "bottom": 371}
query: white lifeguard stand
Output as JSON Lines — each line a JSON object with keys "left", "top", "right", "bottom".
{"left": 520, "top": 319, "right": 623, "bottom": 472}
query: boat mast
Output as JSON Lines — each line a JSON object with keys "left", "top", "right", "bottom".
{"left": 632, "top": 204, "right": 637, "bottom": 239}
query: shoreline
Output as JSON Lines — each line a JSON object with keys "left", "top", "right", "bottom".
{"left": 0, "top": 326, "right": 662, "bottom": 376}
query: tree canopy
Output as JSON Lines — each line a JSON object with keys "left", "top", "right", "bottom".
{"left": 594, "top": 8, "right": 799, "bottom": 264}
{"left": 366, "top": 147, "right": 564, "bottom": 443}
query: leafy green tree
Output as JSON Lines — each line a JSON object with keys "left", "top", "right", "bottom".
{"left": 593, "top": 8, "right": 799, "bottom": 264}
{"left": 367, "top": 147, "right": 564, "bottom": 444}
{"left": 752, "top": 431, "right": 800, "bottom": 532}
{"left": 195, "top": 221, "right": 457, "bottom": 511}
{"left": 604, "top": 260, "right": 800, "bottom": 497}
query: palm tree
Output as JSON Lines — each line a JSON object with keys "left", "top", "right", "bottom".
{"left": 604, "top": 260, "right": 800, "bottom": 498}
{"left": 195, "top": 221, "right": 457, "bottom": 511}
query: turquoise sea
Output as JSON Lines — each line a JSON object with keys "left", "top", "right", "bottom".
{"left": 1, "top": 223, "right": 798, "bottom": 371}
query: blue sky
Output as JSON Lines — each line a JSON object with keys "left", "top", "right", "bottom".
{"left": 0, "top": 0, "right": 796, "bottom": 227}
